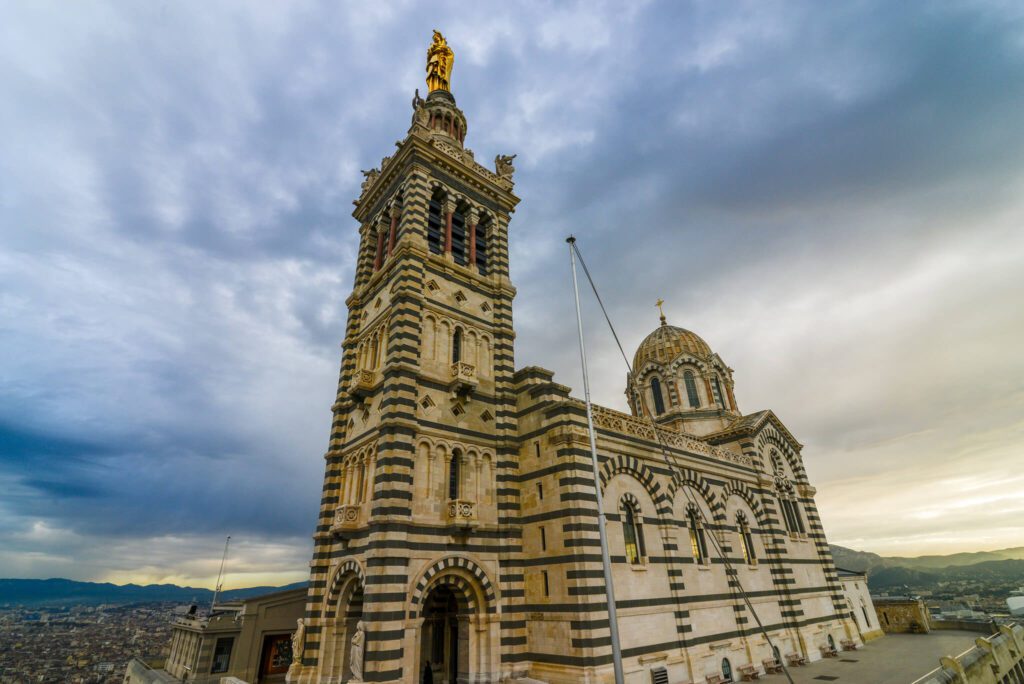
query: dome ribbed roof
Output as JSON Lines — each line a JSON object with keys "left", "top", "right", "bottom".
{"left": 633, "top": 321, "right": 712, "bottom": 370}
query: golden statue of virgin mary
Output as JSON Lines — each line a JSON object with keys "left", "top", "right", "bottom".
{"left": 426, "top": 30, "right": 454, "bottom": 92}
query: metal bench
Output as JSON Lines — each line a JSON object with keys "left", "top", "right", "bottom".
{"left": 840, "top": 638, "right": 859, "bottom": 651}
{"left": 737, "top": 663, "right": 761, "bottom": 680}
{"left": 785, "top": 652, "right": 806, "bottom": 667}
{"left": 762, "top": 658, "right": 783, "bottom": 674}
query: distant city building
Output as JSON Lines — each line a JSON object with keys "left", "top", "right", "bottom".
{"left": 837, "top": 568, "right": 884, "bottom": 642}
{"left": 874, "top": 596, "right": 932, "bottom": 634}
{"left": 125, "top": 588, "right": 304, "bottom": 684}
{"left": 1008, "top": 588, "right": 1024, "bottom": 617}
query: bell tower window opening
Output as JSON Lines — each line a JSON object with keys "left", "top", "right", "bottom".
{"left": 474, "top": 219, "right": 489, "bottom": 275}
{"left": 452, "top": 328, "right": 462, "bottom": 364}
{"left": 451, "top": 206, "right": 467, "bottom": 265}
{"left": 688, "top": 507, "right": 708, "bottom": 564}
{"left": 651, "top": 377, "right": 666, "bottom": 415}
{"left": 683, "top": 370, "right": 700, "bottom": 408}
{"left": 448, "top": 450, "right": 461, "bottom": 500}
{"left": 427, "top": 191, "right": 445, "bottom": 255}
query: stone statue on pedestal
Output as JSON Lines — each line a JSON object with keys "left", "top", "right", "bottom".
{"left": 349, "top": 620, "right": 365, "bottom": 681}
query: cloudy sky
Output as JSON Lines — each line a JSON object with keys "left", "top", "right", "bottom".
{"left": 2, "top": 1, "right": 1022, "bottom": 588}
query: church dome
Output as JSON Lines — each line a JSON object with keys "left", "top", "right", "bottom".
{"left": 633, "top": 319, "right": 712, "bottom": 370}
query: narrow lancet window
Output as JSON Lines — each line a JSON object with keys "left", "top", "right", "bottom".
{"left": 688, "top": 507, "right": 708, "bottom": 564}
{"left": 448, "top": 451, "right": 460, "bottom": 500}
{"left": 427, "top": 191, "right": 444, "bottom": 255}
{"left": 738, "top": 514, "right": 756, "bottom": 564}
{"left": 451, "top": 206, "right": 467, "bottom": 265}
{"left": 684, "top": 371, "right": 700, "bottom": 408}
{"left": 452, "top": 328, "right": 462, "bottom": 363}
{"left": 622, "top": 504, "right": 645, "bottom": 565}
{"left": 475, "top": 220, "right": 488, "bottom": 274}
{"left": 651, "top": 377, "right": 666, "bottom": 415}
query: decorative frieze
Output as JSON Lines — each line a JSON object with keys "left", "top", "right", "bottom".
{"left": 584, "top": 401, "right": 754, "bottom": 468}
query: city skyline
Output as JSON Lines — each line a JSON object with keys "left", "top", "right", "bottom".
{"left": 2, "top": 1, "right": 1023, "bottom": 589}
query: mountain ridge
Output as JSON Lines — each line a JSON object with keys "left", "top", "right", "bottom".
{"left": 0, "top": 577, "right": 307, "bottom": 607}
{"left": 830, "top": 545, "right": 1024, "bottom": 591}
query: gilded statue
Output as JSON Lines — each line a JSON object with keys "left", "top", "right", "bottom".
{"left": 426, "top": 30, "right": 454, "bottom": 92}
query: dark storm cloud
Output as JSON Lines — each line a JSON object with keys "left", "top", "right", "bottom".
{"left": 1, "top": 0, "right": 1022, "bottom": 582}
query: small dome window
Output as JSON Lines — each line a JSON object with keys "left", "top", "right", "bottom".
{"left": 650, "top": 377, "right": 666, "bottom": 415}
{"left": 683, "top": 370, "right": 700, "bottom": 408}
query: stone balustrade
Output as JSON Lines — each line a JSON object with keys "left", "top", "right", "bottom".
{"left": 446, "top": 498, "right": 477, "bottom": 526}
{"left": 579, "top": 402, "right": 754, "bottom": 468}
{"left": 449, "top": 361, "right": 478, "bottom": 394}
{"left": 331, "top": 504, "right": 361, "bottom": 535}
{"left": 347, "top": 369, "right": 375, "bottom": 399}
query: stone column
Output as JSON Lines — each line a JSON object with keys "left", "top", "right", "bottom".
{"left": 466, "top": 208, "right": 478, "bottom": 270}
{"left": 726, "top": 382, "right": 738, "bottom": 411}
{"left": 374, "top": 228, "right": 385, "bottom": 271}
{"left": 387, "top": 204, "right": 400, "bottom": 257}
{"left": 443, "top": 200, "right": 455, "bottom": 255}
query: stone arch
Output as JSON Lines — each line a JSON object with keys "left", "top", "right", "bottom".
{"left": 324, "top": 559, "right": 366, "bottom": 619}
{"left": 598, "top": 454, "right": 668, "bottom": 515}
{"left": 722, "top": 480, "right": 769, "bottom": 528}
{"left": 408, "top": 556, "right": 497, "bottom": 618}
{"left": 618, "top": 491, "right": 641, "bottom": 515}
{"left": 756, "top": 427, "right": 804, "bottom": 480}
{"left": 667, "top": 468, "right": 721, "bottom": 519}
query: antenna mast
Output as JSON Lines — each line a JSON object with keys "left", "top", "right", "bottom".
{"left": 567, "top": 236, "right": 625, "bottom": 684}
{"left": 210, "top": 535, "right": 231, "bottom": 612}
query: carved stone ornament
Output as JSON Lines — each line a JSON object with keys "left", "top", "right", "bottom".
{"left": 360, "top": 168, "right": 379, "bottom": 193}
{"left": 495, "top": 153, "right": 516, "bottom": 178}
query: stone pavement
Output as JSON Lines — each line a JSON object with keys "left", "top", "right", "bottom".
{"left": 758, "top": 631, "right": 983, "bottom": 684}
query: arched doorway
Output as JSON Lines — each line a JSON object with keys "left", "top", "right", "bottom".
{"left": 322, "top": 572, "right": 364, "bottom": 682}
{"left": 419, "top": 584, "right": 467, "bottom": 684}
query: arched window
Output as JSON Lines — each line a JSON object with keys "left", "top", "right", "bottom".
{"left": 651, "top": 377, "right": 666, "bottom": 415}
{"left": 621, "top": 500, "right": 646, "bottom": 565}
{"left": 451, "top": 205, "right": 467, "bottom": 265}
{"left": 737, "top": 513, "right": 756, "bottom": 565}
{"left": 452, "top": 328, "right": 462, "bottom": 364}
{"left": 683, "top": 371, "right": 700, "bottom": 408}
{"left": 780, "top": 496, "right": 806, "bottom": 535}
{"left": 356, "top": 461, "right": 366, "bottom": 503}
{"left": 688, "top": 506, "right": 708, "bottom": 564}
{"left": 474, "top": 218, "right": 489, "bottom": 275}
{"left": 711, "top": 376, "right": 725, "bottom": 408}
{"left": 861, "top": 602, "right": 871, "bottom": 627}
{"left": 448, "top": 450, "right": 461, "bottom": 500}
{"left": 772, "top": 645, "right": 781, "bottom": 665}
{"left": 721, "top": 658, "right": 732, "bottom": 681}
{"left": 427, "top": 190, "right": 444, "bottom": 255}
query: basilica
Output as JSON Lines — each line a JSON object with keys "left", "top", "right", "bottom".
{"left": 286, "top": 32, "right": 865, "bottom": 684}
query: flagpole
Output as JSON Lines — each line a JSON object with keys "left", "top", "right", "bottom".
{"left": 567, "top": 236, "right": 625, "bottom": 684}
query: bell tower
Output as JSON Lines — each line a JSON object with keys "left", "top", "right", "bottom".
{"left": 290, "top": 32, "right": 522, "bottom": 684}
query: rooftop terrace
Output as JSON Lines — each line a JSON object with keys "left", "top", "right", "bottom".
{"left": 757, "top": 631, "right": 990, "bottom": 684}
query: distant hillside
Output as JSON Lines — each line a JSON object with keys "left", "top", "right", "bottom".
{"left": 0, "top": 578, "right": 307, "bottom": 607}
{"left": 830, "top": 545, "right": 1024, "bottom": 591}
